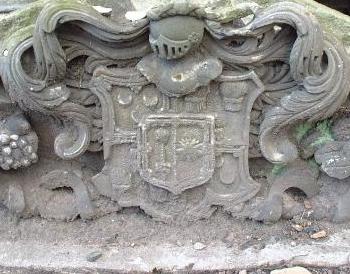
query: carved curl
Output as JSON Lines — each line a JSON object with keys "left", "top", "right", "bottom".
{"left": 255, "top": 4, "right": 350, "bottom": 164}
{"left": 205, "top": 2, "right": 350, "bottom": 164}
{"left": 0, "top": 0, "right": 150, "bottom": 160}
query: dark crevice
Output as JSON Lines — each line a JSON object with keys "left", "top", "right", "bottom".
{"left": 285, "top": 187, "right": 307, "bottom": 201}
{"left": 52, "top": 186, "right": 74, "bottom": 194}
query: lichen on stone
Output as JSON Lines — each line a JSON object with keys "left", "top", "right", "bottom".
{"left": 0, "top": 1, "right": 44, "bottom": 52}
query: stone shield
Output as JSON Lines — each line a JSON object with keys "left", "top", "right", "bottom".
{"left": 138, "top": 114, "right": 215, "bottom": 194}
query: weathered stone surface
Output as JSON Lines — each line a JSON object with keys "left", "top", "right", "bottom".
{"left": 271, "top": 267, "right": 312, "bottom": 274}
{"left": 86, "top": 251, "right": 102, "bottom": 262}
{"left": 315, "top": 141, "right": 350, "bottom": 180}
{"left": 254, "top": 160, "right": 319, "bottom": 223}
{"left": 0, "top": 0, "right": 348, "bottom": 226}
{"left": 0, "top": 0, "right": 350, "bottom": 272}
{"left": 0, "top": 229, "right": 349, "bottom": 272}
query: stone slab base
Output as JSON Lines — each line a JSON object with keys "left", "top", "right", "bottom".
{"left": 0, "top": 231, "right": 350, "bottom": 273}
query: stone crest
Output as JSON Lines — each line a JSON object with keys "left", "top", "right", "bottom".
{"left": 138, "top": 114, "right": 215, "bottom": 194}
{"left": 0, "top": 0, "right": 350, "bottom": 223}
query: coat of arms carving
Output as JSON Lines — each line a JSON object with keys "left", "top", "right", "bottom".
{"left": 0, "top": 0, "right": 350, "bottom": 224}
{"left": 138, "top": 114, "right": 216, "bottom": 194}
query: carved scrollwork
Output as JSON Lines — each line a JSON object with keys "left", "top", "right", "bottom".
{"left": 204, "top": 2, "right": 350, "bottom": 166}
{"left": 0, "top": 0, "right": 349, "bottom": 223}
{"left": 0, "top": 0, "right": 151, "bottom": 162}
{"left": 253, "top": 5, "right": 350, "bottom": 164}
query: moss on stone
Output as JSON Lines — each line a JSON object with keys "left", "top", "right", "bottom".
{"left": 311, "top": 119, "right": 334, "bottom": 147}
{"left": 288, "top": 0, "right": 350, "bottom": 51}
{"left": 271, "top": 163, "right": 287, "bottom": 176}
{"left": 0, "top": 1, "right": 44, "bottom": 43}
{"left": 236, "top": 0, "right": 350, "bottom": 52}
{"left": 0, "top": 0, "right": 96, "bottom": 54}
{"left": 295, "top": 122, "right": 313, "bottom": 143}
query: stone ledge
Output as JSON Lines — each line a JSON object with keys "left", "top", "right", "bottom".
{"left": 0, "top": 230, "right": 350, "bottom": 273}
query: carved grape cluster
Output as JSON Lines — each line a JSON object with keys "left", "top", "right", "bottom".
{"left": 0, "top": 114, "right": 38, "bottom": 170}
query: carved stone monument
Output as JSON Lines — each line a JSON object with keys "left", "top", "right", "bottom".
{"left": 0, "top": 0, "right": 350, "bottom": 226}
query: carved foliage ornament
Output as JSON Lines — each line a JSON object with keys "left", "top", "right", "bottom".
{"left": 0, "top": 0, "right": 349, "bottom": 222}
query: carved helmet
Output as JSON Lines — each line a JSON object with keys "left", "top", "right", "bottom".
{"left": 149, "top": 16, "right": 205, "bottom": 60}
